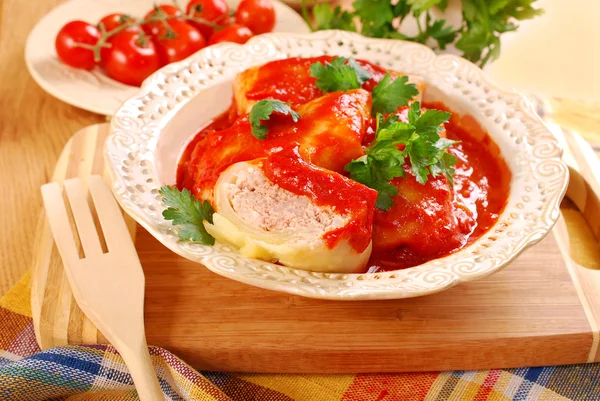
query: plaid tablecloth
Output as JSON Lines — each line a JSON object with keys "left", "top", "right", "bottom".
{"left": 1, "top": 270, "right": 600, "bottom": 400}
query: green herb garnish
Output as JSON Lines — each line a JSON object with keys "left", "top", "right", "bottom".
{"left": 309, "top": 57, "right": 372, "bottom": 93}
{"left": 345, "top": 102, "right": 457, "bottom": 210}
{"left": 249, "top": 99, "right": 301, "bottom": 140}
{"left": 371, "top": 73, "right": 419, "bottom": 116}
{"left": 159, "top": 186, "right": 215, "bottom": 245}
{"left": 304, "top": 0, "right": 543, "bottom": 68}
{"left": 309, "top": 4, "right": 357, "bottom": 32}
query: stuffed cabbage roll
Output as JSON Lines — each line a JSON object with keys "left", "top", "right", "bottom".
{"left": 233, "top": 56, "right": 425, "bottom": 115}
{"left": 184, "top": 89, "right": 371, "bottom": 202}
{"left": 205, "top": 152, "right": 377, "bottom": 273}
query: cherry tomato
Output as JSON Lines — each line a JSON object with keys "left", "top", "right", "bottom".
{"left": 99, "top": 13, "right": 138, "bottom": 33}
{"left": 55, "top": 21, "right": 100, "bottom": 70}
{"left": 100, "top": 31, "right": 161, "bottom": 86}
{"left": 143, "top": 5, "right": 184, "bottom": 36}
{"left": 208, "top": 24, "right": 253, "bottom": 45}
{"left": 186, "top": 0, "right": 229, "bottom": 38}
{"left": 154, "top": 20, "right": 206, "bottom": 65}
{"left": 235, "top": 0, "right": 275, "bottom": 34}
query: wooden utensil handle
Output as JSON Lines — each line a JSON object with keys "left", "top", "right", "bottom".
{"left": 563, "top": 128, "right": 600, "bottom": 240}
{"left": 116, "top": 337, "right": 164, "bottom": 401}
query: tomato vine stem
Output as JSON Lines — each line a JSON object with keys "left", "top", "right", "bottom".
{"left": 76, "top": 10, "right": 219, "bottom": 62}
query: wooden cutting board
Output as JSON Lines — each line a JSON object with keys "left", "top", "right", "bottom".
{"left": 31, "top": 123, "right": 600, "bottom": 373}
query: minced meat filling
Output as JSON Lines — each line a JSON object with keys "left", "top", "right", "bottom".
{"left": 224, "top": 165, "right": 348, "bottom": 233}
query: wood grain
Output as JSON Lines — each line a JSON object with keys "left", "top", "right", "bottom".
{"left": 32, "top": 124, "right": 137, "bottom": 349}
{"left": 30, "top": 124, "right": 600, "bottom": 372}
{"left": 0, "top": 0, "right": 103, "bottom": 295}
{"left": 137, "top": 227, "right": 594, "bottom": 372}
{"left": 552, "top": 125, "right": 600, "bottom": 362}
{"left": 41, "top": 177, "right": 163, "bottom": 399}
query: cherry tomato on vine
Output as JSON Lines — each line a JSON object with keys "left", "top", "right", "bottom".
{"left": 142, "top": 4, "right": 184, "bottom": 36}
{"left": 55, "top": 21, "right": 100, "bottom": 70}
{"left": 208, "top": 24, "right": 253, "bottom": 45}
{"left": 186, "top": 0, "right": 229, "bottom": 38}
{"left": 235, "top": 0, "right": 275, "bottom": 34}
{"left": 99, "top": 13, "right": 138, "bottom": 33}
{"left": 154, "top": 20, "right": 206, "bottom": 65}
{"left": 100, "top": 31, "right": 161, "bottom": 86}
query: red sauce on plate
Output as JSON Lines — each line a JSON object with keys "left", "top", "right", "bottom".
{"left": 366, "top": 103, "right": 511, "bottom": 272}
{"left": 178, "top": 90, "right": 370, "bottom": 201}
{"left": 243, "top": 56, "right": 390, "bottom": 106}
{"left": 262, "top": 147, "right": 377, "bottom": 253}
{"left": 176, "top": 59, "right": 511, "bottom": 272}
{"left": 176, "top": 110, "right": 232, "bottom": 189}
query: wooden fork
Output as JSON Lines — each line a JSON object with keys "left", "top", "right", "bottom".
{"left": 41, "top": 175, "right": 163, "bottom": 401}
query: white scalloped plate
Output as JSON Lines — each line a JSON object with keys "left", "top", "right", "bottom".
{"left": 24, "top": 0, "right": 309, "bottom": 116}
{"left": 105, "top": 30, "right": 568, "bottom": 300}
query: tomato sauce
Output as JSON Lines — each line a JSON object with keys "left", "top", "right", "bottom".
{"left": 177, "top": 59, "right": 511, "bottom": 273}
{"left": 262, "top": 147, "right": 377, "bottom": 253}
{"left": 178, "top": 89, "right": 370, "bottom": 202}
{"left": 176, "top": 109, "right": 232, "bottom": 189}
{"left": 366, "top": 103, "right": 511, "bottom": 272}
{"left": 243, "top": 56, "right": 389, "bottom": 106}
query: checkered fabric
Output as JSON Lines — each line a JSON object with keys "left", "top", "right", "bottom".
{"left": 1, "top": 272, "right": 599, "bottom": 400}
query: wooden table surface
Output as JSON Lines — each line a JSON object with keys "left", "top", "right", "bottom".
{"left": 0, "top": 0, "right": 104, "bottom": 295}
{"left": 0, "top": 0, "right": 598, "bottom": 296}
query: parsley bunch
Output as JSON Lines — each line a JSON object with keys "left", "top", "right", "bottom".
{"left": 345, "top": 102, "right": 456, "bottom": 210}
{"left": 304, "top": 0, "right": 543, "bottom": 68}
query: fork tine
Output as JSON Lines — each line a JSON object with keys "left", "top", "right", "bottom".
{"left": 41, "top": 182, "right": 81, "bottom": 264}
{"left": 64, "top": 178, "right": 104, "bottom": 258}
{"left": 87, "top": 176, "right": 135, "bottom": 252}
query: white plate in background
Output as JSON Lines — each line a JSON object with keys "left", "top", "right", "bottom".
{"left": 25, "top": 0, "right": 310, "bottom": 116}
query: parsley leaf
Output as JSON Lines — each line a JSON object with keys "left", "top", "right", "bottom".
{"left": 414, "top": 107, "right": 452, "bottom": 139}
{"left": 159, "top": 186, "right": 215, "bottom": 245}
{"left": 431, "top": 151, "right": 457, "bottom": 185}
{"left": 427, "top": 19, "right": 458, "bottom": 49}
{"left": 249, "top": 99, "right": 301, "bottom": 140}
{"left": 309, "top": 57, "right": 372, "bottom": 93}
{"left": 407, "top": 0, "right": 445, "bottom": 14}
{"left": 457, "top": 0, "right": 543, "bottom": 66}
{"left": 371, "top": 73, "right": 419, "bottom": 115}
{"left": 376, "top": 121, "right": 414, "bottom": 142}
{"left": 407, "top": 100, "right": 421, "bottom": 124}
{"left": 353, "top": 0, "right": 395, "bottom": 37}
{"left": 312, "top": 4, "right": 357, "bottom": 31}
{"left": 345, "top": 146, "right": 404, "bottom": 210}
{"left": 345, "top": 103, "right": 457, "bottom": 210}
{"left": 376, "top": 113, "right": 400, "bottom": 132}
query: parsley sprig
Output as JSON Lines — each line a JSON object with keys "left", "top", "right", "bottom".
{"left": 159, "top": 186, "right": 215, "bottom": 245}
{"left": 303, "top": 0, "right": 543, "bottom": 68}
{"left": 309, "top": 58, "right": 418, "bottom": 116}
{"left": 310, "top": 57, "right": 372, "bottom": 93}
{"left": 345, "top": 102, "right": 457, "bottom": 210}
{"left": 371, "top": 73, "right": 419, "bottom": 116}
{"left": 249, "top": 99, "right": 301, "bottom": 140}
